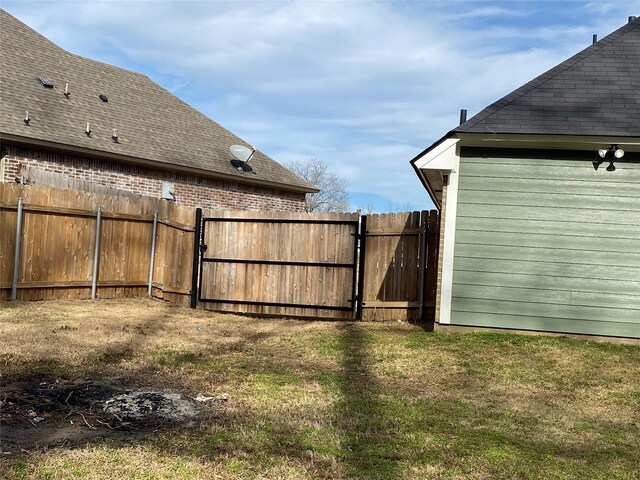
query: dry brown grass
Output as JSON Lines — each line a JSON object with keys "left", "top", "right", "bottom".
{"left": 1, "top": 299, "right": 639, "bottom": 479}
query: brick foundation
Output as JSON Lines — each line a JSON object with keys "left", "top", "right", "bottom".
{"left": 0, "top": 144, "right": 306, "bottom": 212}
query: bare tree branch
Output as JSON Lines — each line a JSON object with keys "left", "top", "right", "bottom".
{"left": 286, "top": 159, "right": 350, "bottom": 213}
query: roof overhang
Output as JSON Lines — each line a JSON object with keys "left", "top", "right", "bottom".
{"left": 411, "top": 131, "right": 640, "bottom": 209}
{"left": 0, "top": 133, "right": 319, "bottom": 194}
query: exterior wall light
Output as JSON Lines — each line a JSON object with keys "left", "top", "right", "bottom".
{"left": 598, "top": 145, "right": 624, "bottom": 158}
{"left": 594, "top": 145, "right": 624, "bottom": 171}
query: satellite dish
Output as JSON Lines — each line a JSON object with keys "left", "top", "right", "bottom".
{"left": 230, "top": 145, "right": 256, "bottom": 172}
{"left": 230, "top": 145, "right": 254, "bottom": 163}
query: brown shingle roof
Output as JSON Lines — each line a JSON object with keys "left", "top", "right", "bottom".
{"left": 0, "top": 9, "right": 317, "bottom": 193}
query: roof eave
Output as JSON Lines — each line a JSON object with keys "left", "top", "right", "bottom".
{"left": 0, "top": 133, "right": 319, "bottom": 194}
{"left": 454, "top": 132, "right": 640, "bottom": 152}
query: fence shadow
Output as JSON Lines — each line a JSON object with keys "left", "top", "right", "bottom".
{"left": 336, "top": 322, "right": 403, "bottom": 479}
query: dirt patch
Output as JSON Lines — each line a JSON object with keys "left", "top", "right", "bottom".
{"left": 0, "top": 375, "right": 226, "bottom": 455}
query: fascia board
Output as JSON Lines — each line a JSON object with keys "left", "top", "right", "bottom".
{"left": 457, "top": 133, "right": 640, "bottom": 152}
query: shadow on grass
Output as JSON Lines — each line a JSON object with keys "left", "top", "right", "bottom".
{"left": 336, "top": 322, "right": 403, "bottom": 479}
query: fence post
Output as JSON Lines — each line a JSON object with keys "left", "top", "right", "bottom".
{"left": 190, "top": 208, "right": 203, "bottom": 309}
{"left": 11, "top": 197, "right": 24, "bottom": 301}
{"left": 418, "top": 210, "right": 429, "bottom": 322}
{"left": 147, "top": 211, "right": 158, "bottom": 298}
{"left": 91, "top": 206, "right": 102, "bottom": 299}
{"left": 355, "top": 214, "right": 367, "bottom": 321}
{"left": 421, "top": 210, "right": 440, "bottom": 329}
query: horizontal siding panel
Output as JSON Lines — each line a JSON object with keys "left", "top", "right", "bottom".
{"left": 455, "top": 230, "right": 638, "bottom": 254}
{"left": 459, "top": 176, "right": 640, "bottom": 198}
{"left": 461, "top": 156, "right": 638, "bottom": 168}
{"left": 452, "top": 284, "right": 640, "bottom": 310}
{"left": 450, "top": 311, "right": 640, "bottom": 338}
{"left": 455, "top": 244, "right": 640, "bottom": 268}
{"left": 452, "top": 266, "right": 640, "bottom": 297}
{"left": 456, "top": 217, "right": 640, "bottom": 240}
{"left": 452, "top": 297, "right": 640, "bottom": 324}
{"left": 454, "top": 257, "right": 640, "bottom": 282}
{"left": 459, "top": 162, "right": 640, "bottom": 182}
{"left": 457, "top": 203, "right": 640, "bottom": 225}
{"left": 459, "top": 190, "right": 640, "bottom": 211}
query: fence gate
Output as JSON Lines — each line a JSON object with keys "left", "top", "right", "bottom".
{"left": 357, "top": 210, "right": 439, "bottom": 323}
{"left": 196, "top": 211, "right": 360, "bottom": 319}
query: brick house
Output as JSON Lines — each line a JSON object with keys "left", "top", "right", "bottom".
{"left": 0, "top": 9, "right": 317, "bottom": 211}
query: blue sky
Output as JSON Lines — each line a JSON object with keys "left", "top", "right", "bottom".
{"left": 2, "top": 0, "right": 639, "bottom": 212}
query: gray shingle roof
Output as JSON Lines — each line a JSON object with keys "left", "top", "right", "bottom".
{"left": 455, "top": 17, "right": 640, "bottom": 137}
{"left": 0, "top": 9, "right": 316, "bottom": 193}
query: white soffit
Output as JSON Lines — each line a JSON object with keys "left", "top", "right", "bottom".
{"left": 413, "top": 137, "right": 460, "bottom": 171}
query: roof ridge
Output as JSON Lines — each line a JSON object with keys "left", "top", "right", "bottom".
{"left": 457, "top": 18, "right": 640, "bottom": 133}
{"left": 67, "top": 51, "right": 150, "bottom": 80}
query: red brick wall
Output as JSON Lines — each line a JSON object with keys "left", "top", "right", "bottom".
{"left": 1, "top": 145, "right": 306, "bottom": 211}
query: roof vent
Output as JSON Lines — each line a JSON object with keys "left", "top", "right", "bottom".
{"left": 630, "top": 16, "right": 637, "bottom": 23}
{"left": 38, "top": 76, "right": 54, "bottom": 88}
{"left": 99, "top": 94, "right": 109, "bottom": 103}
{"left": 592, "top": 34, "right": 597, "bottom": 44}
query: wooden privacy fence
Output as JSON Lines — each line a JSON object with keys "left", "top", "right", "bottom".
{"left": 194, "top": 208, "right": 440, "bottom": 322}
{"left": 1, "top": 183, "right": 439, "bottom": 322}
{"left": 0, "top": 183, "right": 195, "bottom": 304}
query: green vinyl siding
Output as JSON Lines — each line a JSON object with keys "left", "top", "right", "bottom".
{"left": 451, "top": 150, "right": 640, "bottom": 338}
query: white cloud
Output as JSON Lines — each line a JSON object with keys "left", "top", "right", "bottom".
{"left": 3, "top": 0, "right": 639, "bottom": 210}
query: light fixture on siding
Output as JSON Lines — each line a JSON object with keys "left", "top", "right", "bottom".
{"left": 64, "top": 83, "right": 70, "bottom": 98}
{"left": 598, "top": 144, "right": 624, "bottom": 159}
{"left": 24, "top": 111, "right": 30, "bottom": 125}
{"left": 85, "top": 122, "right": 91, "bottom": 136}
{"left": 112, "top": 129, "right": 118, "bottom": 142}
{"left": 594, "top": 145, "right": 624, "bottom": 171}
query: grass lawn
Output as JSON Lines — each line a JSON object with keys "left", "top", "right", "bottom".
{"left": 1, "top": 299, "right": 639, "bottom": 479}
